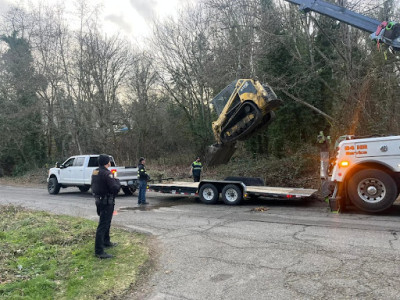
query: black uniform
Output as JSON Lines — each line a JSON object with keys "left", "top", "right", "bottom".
{"left": 137, "top": 163, "right": 150, "bottom": 204}
{"left": 92, "top": 166, "right": 120, "bottom": 256}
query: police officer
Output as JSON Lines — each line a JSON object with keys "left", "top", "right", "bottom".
{"left": 190, "top": 157, "right": 202, "bottom": 182}
{"left": 92, "top": 154, "right": 121, "bottom": 259}
{"left": 137, "top": 157, "right": 150, "bottom": 205}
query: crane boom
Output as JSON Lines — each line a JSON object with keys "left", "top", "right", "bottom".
{"left": 285, "top": 0, "right": 380, "bottom": 33}
{"left": 285, "top": 0, "right": 400, "bottom": 50}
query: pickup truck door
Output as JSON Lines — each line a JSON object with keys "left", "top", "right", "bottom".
{"left": 71, "top": 156, "right": 86, "bottom": 184}
{"left": 85, "top": 156, "right": 100, "bottom": 185}
{"left": 59, "top": 158, "right": 75, "bottom": 184}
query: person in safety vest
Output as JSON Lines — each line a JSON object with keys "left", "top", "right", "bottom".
{"left": 92, "top": 154, "right": 121, "bottom": 259}
{"left": 190, "top": 157, "right": 203, "bottom": 182}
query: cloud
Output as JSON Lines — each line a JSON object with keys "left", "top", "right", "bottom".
{"left": 105, "top": 14, "right": 134, "bottom": 34}
{"left": 129, "top": 0, "right": 157, "bottom": 20}
{"left": 0, "top": 0, "right": 11, "bottom": 12}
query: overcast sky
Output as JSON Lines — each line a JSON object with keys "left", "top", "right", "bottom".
{"left": 0, "top": 0, "right": 193, "bottom": 40}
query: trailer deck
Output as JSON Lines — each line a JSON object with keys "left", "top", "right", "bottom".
{"left": 148, "top": 180, "right": 317, "bottom": 204}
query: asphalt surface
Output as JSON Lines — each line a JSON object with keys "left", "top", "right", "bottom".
{"left": 1, "top": 185, "right": 400, "bottom": 299}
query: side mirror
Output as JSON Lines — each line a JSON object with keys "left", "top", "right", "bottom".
{"left": 55, "top": 162, "right": 61, "bottom": 168}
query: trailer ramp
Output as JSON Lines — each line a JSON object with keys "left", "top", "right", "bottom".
{"left": 245, "top": 186, "right": 317, "bottom": 199}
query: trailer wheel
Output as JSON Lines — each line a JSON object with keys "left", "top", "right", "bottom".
{"left": 78, "top": 185, "right": 90, "bottom": 193}
{"left": 199, "top": 184, "right": 219, "bottom": 204}
{"left": 347, "top": 169, "right": 397, "bottom": 212}
{"left": 222, "top": 184, "right": 242, "bottom": 205}
{"left": 48, "top": 177, "right": 61, "bottom": 195}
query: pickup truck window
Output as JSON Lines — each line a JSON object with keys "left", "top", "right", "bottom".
{"left": 88, "top": 157, "right": 99, "bottom": 167}
{"left": 64, "top": 158, "right": 75, "bottom": 167}
{"left": 88, "top": 156, "right": 116, "bottom": 167}
{"left": 74, "top": 157, "right": 85, "bottom": 166}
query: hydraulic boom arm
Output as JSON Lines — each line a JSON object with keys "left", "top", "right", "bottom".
{"left": 285, "top": 0, "right": 400, "bottom": 50}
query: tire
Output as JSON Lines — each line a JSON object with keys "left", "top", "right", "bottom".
{"left": 48, "top": 177, "right": 61, "bottom": 195}
{"left": 122, "top": 186, "right": 135, "bottom": 195}
{"left": 78, "top": 185, "right": 90, "bottom": 193}
{"left": 347, "top": 169, "right": 397, "bottom": 213}
{"left": 221, "top": 184, "right": 242, "bottom": 205}
{"left": 199, "top": 183, "right": 219, "bottom": 204}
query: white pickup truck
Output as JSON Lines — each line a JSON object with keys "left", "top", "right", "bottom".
{"left": 47, "top": 155, "right": 138, "bottom": 195}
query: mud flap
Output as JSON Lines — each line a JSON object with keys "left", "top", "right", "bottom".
{"left": 328, "top": 182, "right": 346, "bottom": 213}
{"left": 206, "top": 143, "right": 237, "bottom": 166}
{"left": 329, "top": 197, "right": 339, "bottom": 212}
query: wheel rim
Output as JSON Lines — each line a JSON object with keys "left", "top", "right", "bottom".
{"left": 202, "top": 187, "right": 215, "bottom": 201}
{"left": 48, "top": 181, "right": 55, "bottom": 192}
{"left": 357, "top": 178, "right": 386, "bottom": 203}
{"left": 225, "top": 188, "right": 238, "bottom": 202}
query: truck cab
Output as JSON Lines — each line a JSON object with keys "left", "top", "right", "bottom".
{"left": 328, "top": 136, "right": 400, "bottom": 212}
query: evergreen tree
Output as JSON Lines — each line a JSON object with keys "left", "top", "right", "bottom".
{"left": 0, "top": 32, "right": 45, "bottom": 174}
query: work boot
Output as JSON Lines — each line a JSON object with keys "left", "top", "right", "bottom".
{"left": 141, "top": 202, "right": 149, "bottom": 205}
{"left": 95, "top": 252, "right": 113, "bottom": 259}
{"left": 104, "top": 242, "right": 118, "bottom": 248}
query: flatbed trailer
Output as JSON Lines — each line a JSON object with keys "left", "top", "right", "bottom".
{"left": 148, "top": 180, "right": 317, "bottom": 205}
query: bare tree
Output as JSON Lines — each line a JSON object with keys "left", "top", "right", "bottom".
{"left": 151, "top": 2, "right": 215, "bottom": 152}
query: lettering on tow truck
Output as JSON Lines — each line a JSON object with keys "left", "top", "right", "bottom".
{"left": 357, "top": 144, "right": 368, "bottom": 150}
{"left": 346, "top": 151, "right": 368, "bottom": 155}
{"left": 347, "top": 144, "right": 368, "bottom": 155}
{"left": 344, "top": 145, "right": 357, "bottom": 155}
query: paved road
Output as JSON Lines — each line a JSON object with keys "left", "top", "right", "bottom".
{"left": 1, "top": 185, "right": 400, "bottom": 299}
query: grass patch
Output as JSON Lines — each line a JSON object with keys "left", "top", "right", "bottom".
{"left": 0, "top": 205, "right": 150, "bottom": 299}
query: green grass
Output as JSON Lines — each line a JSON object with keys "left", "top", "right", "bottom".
{"left": 0, "top": 205, "right": 150, "bottom": 299}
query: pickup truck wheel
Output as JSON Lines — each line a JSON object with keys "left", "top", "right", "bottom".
{"left": 48, "top": 177, "right": 61, "bottom": 195}
{"left": 222, "top": 184, "right": 242, "bottom": 205}
{"left": 122, "top": 186, "right": 135, "bottom": 195}
{"left": 347, "top": 169, "right": 397, "bottom": 213}
{"left": 78, "top": 186, "right": 90, "bottom": 193}
{"left": 199, "top": 184, "right": 219, "bottom": 204}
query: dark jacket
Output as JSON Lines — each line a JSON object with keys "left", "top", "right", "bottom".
{"left": 138, "top": 163, "right": 150, "bottom": 181}
{"left": 91, "top": 166, "right": 121, "bottom": 196}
